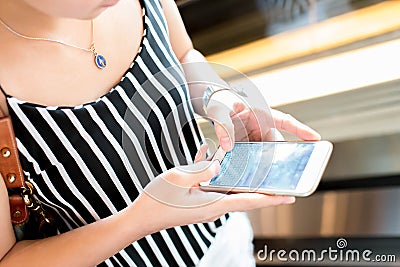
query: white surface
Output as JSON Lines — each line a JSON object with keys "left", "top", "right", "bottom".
{"left": 230, "top": 39, "right": 400, "bottom": 107}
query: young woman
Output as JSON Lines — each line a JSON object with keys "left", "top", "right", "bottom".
{"left": 0, "top": 0, "right": 320, "bottom": 266}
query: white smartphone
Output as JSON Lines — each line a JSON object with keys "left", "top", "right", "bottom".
{"left": 200, "top": 141, "right": 333, "bottom": 197}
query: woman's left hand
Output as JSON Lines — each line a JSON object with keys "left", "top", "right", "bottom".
{"left": 206, "top": 100, "right": 321, "bottom": 152}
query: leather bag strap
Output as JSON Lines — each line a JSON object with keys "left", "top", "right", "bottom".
{"left": 0, "top": 106, "right": 28, "bottom": 224}
{"left": 0, "top": 112, "right": 25, "bottom": 188}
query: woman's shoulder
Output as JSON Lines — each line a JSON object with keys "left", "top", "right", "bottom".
{"left": 157, "top": 0, "right": 193, "bottom": 60}
{"left": 0, "top": 93, "right": 8, "bottom": 116}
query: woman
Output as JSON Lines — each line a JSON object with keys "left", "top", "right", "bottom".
{"left": 0, "top": 0, "right": 320, "bottom": 266}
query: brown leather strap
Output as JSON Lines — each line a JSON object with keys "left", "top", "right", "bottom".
{"left": 9, "top": 194, "right": 29, "bottom": 224}
{"left": 0, "top": 106, "right": 28, "bottom": 225}
{"left": 0, "top": 116, "right": 25, "bottom": 188}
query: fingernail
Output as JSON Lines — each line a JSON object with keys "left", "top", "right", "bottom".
{"left": 211, "top": 160, "right": 221, "bottom": 174}
{"left": 194, "top": 153, "right": 201, "bottom": 162}
{"left": 220, "top": 137, "right": 232, "bottom": 149}
{"left": 283, "top": 197, "right": 295, "bottom": 204}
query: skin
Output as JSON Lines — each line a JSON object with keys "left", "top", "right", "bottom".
{"left": 0, "top": 0, "right": 319, "bottom": 266}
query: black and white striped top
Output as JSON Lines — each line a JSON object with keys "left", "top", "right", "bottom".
{"left": 2, "top": 0, "right": 229, "bottom": 266}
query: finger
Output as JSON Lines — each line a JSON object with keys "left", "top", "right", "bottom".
{"left": 206, "top": 103, "right": 235, "bottom": 151}
{"left": 231, "top": 106, "right": 271, "bottom": 142}
{"left": 231, "top": 102, "right": 247, "bottom": 115}
{"left": 214, "top": 121, "right": 234, "bottom": 152}
{"left": 176, "top": 160, "right": 221, "bottom": 184}
{"left": 206, "top": 152, "right": 215, "bottom": 161}
{"left": 231, "top": 112, "right": 250, "bottom": 142}
{"left": 194, "top": 144, "right": 209, "bottom": 163}
{"left": 264, "top": 128, "right": 285, "bottom": 141}
{"left": 223, "top": 193, "right": 296, "bottom": 212}
{"left": 272, "top": 109, "right": 321, "bottom": 141}
{"left": 233, "top": 108, "right": 273, "bottom": 142}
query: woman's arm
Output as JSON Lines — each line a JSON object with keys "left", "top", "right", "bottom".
{"left": 0, "top": 161, "right": 212, "bottom": 267}
{"left": 159, "top": 0, "right": 224, "bottom": 116}
{"left": 0, "top": 174, "right": 153, "bottom": 267}
{"left": 0, "top": 159, "right": 294, "bottom": 267}
{"left": 160, "top": 0, "right": 321, "bottom": 148}
{"left": 0, "top": 174, "right": 15, "bottom": 260}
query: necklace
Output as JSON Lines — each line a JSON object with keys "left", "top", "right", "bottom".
{"left": 0, "top": 18, "right": 107, "bottom": 69}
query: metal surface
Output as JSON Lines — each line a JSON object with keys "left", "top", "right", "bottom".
{"left": 247, "top": 186, "right": 400, "bottom": 238}
{"left": 323, "top": 133, "right": 400, "bottom": 181}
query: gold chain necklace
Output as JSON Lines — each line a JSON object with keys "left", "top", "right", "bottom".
{"left": 0, "top": 17, "right": 106, "bottom": 69}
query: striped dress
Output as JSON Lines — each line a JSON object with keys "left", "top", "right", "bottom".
{"left": 1, "top": 0, "right": 230, "bottom": 266}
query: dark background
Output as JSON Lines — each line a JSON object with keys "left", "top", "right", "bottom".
{"left": 176, "top": 0, "right": 384, "bottom": 55}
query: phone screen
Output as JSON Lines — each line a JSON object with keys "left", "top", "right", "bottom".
{"left": 209, "top": 142, "right": 315, "bottom": 190}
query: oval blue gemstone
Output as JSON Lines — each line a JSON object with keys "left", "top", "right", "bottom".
{"left": 95, "top": 54, "right": 107, "bottom": 69}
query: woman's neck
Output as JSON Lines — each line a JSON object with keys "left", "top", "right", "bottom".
{"left": 0, "top": 1, "right": 92, "bottom": 48}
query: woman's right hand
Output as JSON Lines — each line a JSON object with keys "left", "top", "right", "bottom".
{"left": 132, "top": 145, "right": 295, "bottom": 234}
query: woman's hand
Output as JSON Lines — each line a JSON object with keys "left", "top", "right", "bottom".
{"left": 206, "top": 93, "right": 321, "bottom": 151}
{"left": 132, "top": 145, "right": 295, "bottom": 233}
{"left": 0, "top": 145, "right": 294, "bottom": 266}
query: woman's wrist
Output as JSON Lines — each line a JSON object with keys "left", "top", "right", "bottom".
{"left": 202, "top": 85, "right": 231, "bottom": 113}
{"left": 203, "top": 87, "right": 245, "bottom": 115}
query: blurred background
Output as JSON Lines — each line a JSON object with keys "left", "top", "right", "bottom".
{"left": 177, "top": 0, "right": 400, "bottom": 266}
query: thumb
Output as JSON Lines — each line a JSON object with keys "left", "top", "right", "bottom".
{"left": 206, "top": 101, "right": 235, "bottom": 152}
{"left": 194, "top": 144, "right": 209, "bottom": 163}
{"left": 176, "top": 160, "right": 221, "bottom": 185}
{"left": 214, "top": 121, "right": 234, "bottom": 152}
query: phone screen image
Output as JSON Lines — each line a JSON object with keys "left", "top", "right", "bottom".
{"left": 209, "top": 142, "right": 315, "bottom": 190}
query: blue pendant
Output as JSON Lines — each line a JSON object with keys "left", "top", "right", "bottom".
{"left": 95, "top": 54, "right": 107, "bottom": 69}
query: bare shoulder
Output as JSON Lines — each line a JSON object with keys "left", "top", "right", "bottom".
{"left": 0, "top": 175, "right": 16, "bottom": 260}
{"left": 158, "top": 0, "right": 193, "bottom": 60}
{"left": 0, "top": 93, "right": 8, "bottom": 116}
